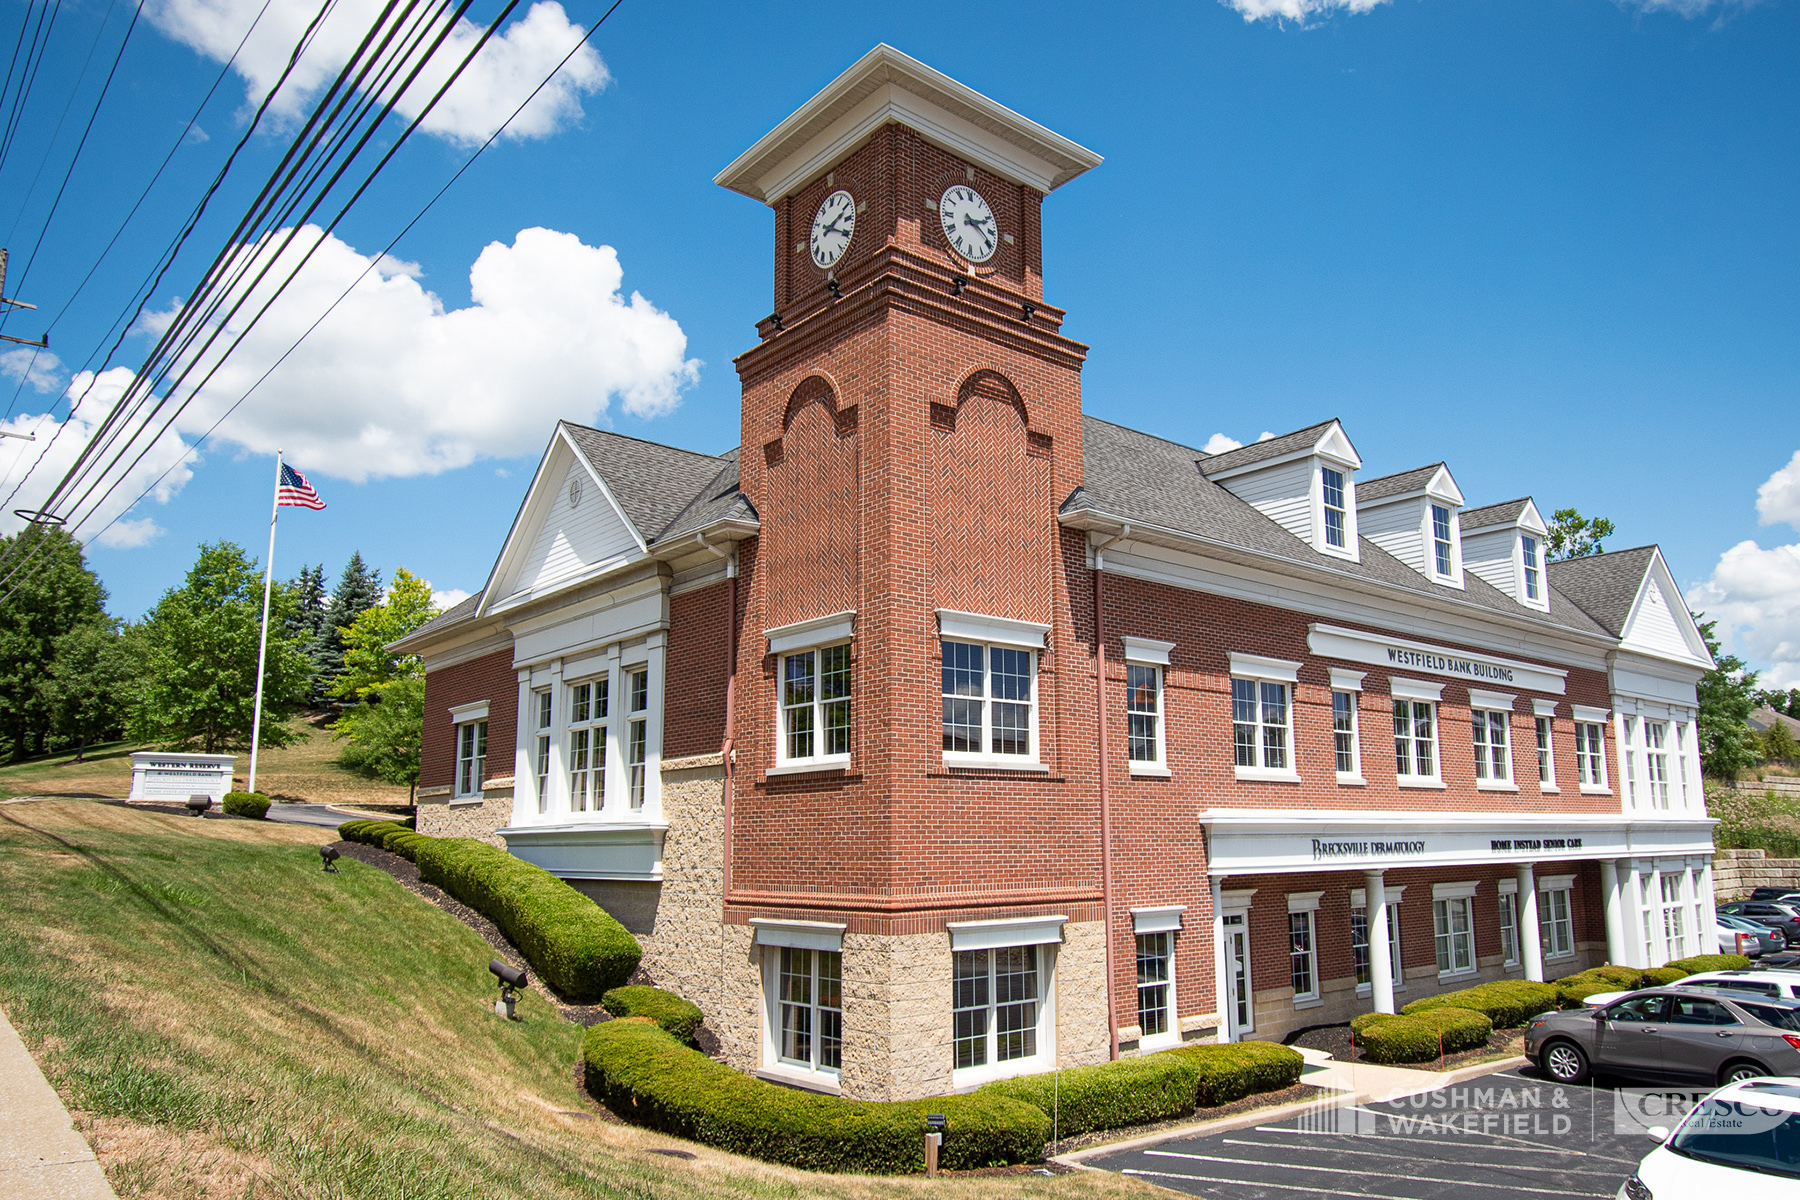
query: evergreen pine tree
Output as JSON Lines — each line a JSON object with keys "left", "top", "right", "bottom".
{"left": 286, "top": 564, "right": 329, "bottom": 705}
{"left": 315, "top": 553, "right": 382, "bottom": 703}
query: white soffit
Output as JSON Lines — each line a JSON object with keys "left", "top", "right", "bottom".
{"left": 749, "top": 918, "right": 847, "bottom": 952}
{"left": 1121, "top": 636, "right": 1175, "bottom": 665}
{"left": 937, "top": 609, "right": 1050, "bottom": 650}
{"left": 947, "top": 915, "right": 1066, "bottom": 951}
{"left": 714, "top": 44, "right": 1103, "bottom": 204}
{"left": 767, "top": 611, "right": 856, "bottom": 656}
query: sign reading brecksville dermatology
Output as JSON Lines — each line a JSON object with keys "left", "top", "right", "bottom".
{"left": 1306, "top": 623, "right": 1568, "bottom": 696}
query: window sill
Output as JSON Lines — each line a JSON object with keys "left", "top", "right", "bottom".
{"left": 1477, "top": 780, "right": 1520, "bottom": 793}
{"left": 1139, "top": 1032, "right": 1181, "bottom": 1052}
{"left": 1544, "top": 951, "right": 1577, "bottom": 962}
{"left": 1437, "top": 968, "right": 1479, "bottom": 982}
{"left": 942, "top": 755, "right": 1050, "bottom": 773}
{"left": 450, "top": 796, "right": 485, "bottom": 807}
{"left": 1539, "top": 786, "right": 1561, "bottom": 795}
{"left": 1579, "top": 784, "right": 1614, "bottom": 796}
{"left": 1235, "top": 766, "right": 1301, "bottom": 783}
{"left": 951, "top": 1057, "right": 1052, "bottom": 1089}
{"left": 1355, "top": 981, "right": 1408, "bottom": 998}
{"left": 1335, "top": 773, "right": 1368, "bottom": 787}
{"left": 1292, "top": 996, "right": 1323, "bottom": 1010}
{"left": 1128, "top": 764, "right": 1172, "bottom": 778}
{"left": 756, "top": 1066, "right": 841, "bottom": 1095}
{"left": 1397, "top": 777, "right": 1447, "bottom": 789}
{"left": 764, "top": 758, "right": 850, "bottom": 778}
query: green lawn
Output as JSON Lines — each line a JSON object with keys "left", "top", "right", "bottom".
{"left": 0, "top": 713, "right": 411, "bottom": 806}
{"left": 0, "top": 801, "right": 1148, "bottom": 1200}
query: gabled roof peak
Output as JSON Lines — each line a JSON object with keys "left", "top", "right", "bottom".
{"left": 1196, "top": 418, "right": 1359, "bottom": 477}
{"left": 1357, "top": 462, "right": 1464, "bottom": 506}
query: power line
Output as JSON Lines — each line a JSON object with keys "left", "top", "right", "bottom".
{"left": 0, "top": 0, "right": 63, "bottom": 180}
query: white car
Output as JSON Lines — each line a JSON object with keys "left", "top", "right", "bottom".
{"left": 1678, "top": 970, "right": 1800, "bottom": 1001}
{"left": 1620, "top": 1076, "right": 1800, "bottom": 1197}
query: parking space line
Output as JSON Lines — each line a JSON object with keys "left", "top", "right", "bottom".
{"left": 1141, "top": 1149, "right": 1611, "bottom": 1195}
{"left": 1340, "top": 1105, "right": 1638, "bottom": 1161}
{"left": 1216, "top": 1136, "right": 1627, "bottom": 1177}
{"left": 1124, "top": 1166, "right": 1610, "bottom": 1200}
{"left": 1251, "top": 1124, "right": 1588, "bottom": 1155}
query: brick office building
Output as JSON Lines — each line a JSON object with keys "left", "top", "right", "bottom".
{"left": 394, "top": 46, "right": 1718, "bottom": 1099}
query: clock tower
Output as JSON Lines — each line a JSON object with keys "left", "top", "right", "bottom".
{"left": 714, "top": 47, "right": 1108, "bottom": 1100}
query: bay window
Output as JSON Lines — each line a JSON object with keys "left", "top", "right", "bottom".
{"left": 567, "top": 678, "right": 607, "bottom": 812}
{"left": 533, "top": 690, "right": 552, "bottom": 812}
{"left": 1644, "top": 720, "right": 1670, "bottom": 809}
{"left": 627, "top": 668, "right": 649, "bottom": 809}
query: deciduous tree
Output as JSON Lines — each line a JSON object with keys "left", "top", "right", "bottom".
{"left": 0, "top": 527, "right": 109, "bottom": 760}
{"left": 1695, "top": 616, "right": 1761, "bottom": 778}
{"left": 332, "top": 567, "right": 437, "bottom": 793}
{"left": 1545, "top": 509, "right": 1616, "bottom": 561}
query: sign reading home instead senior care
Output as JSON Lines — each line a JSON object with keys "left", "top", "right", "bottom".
{"left": 128, "top": 752, "right": 236, "bottom": 803}
{"left": 1306, "top": 623, "right": 1568, "bottom": 696}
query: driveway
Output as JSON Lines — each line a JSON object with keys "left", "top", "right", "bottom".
{"left": 1088, "top": 1066, "right": 1657, "bottom": 1200}
{"left": 264, "top": 804, "right": 379, "bottom": 829}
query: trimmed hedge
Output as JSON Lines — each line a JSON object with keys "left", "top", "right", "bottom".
{"left": 1359, "top": 1008, "right": 1493, "bottom": 1064}
{"left": 336, "top": 818, "right": 409, "bottom": 846}
{"left": 1402, "top": 980, "right": 1559, "bottom": 1028}
{"left": 1351, "top": 1011, "right": 1400, "bottom": 1039}
{"left": 979, "top": 1053, "right": 1200, "bottom": 1140}
{"left": 222, "top": 791, "right": 271, "bottom": 819}
{"left": 415, "top": 836, "right": 639, "bottom": 1002}
{"left": 1666, "top": 954, "right": 1751, "bottom": 975}
{"left": 384, "top": 830, "right": 429, "bottom": 862}
{"left": 602, "top": 986, "right": 704, "bottom": 1045}
{"left": 1641, "top": 966, "right": 1690, "bottom": 986}
{"left": 583, "top": 1018, "right": 1047, "bottom": 1172}
{"left": 1169, "top": 1040, "right": 1305, "bottom": 1107}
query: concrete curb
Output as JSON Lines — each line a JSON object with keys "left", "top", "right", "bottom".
{"left": 1052, "top": 1054, "right": 1530, "bottom": 1165}
{"left": 0, "top": 1003, "right": 117, "bottom": 1199}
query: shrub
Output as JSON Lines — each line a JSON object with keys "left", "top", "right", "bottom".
{"left": 601, "top": 986, "right": 704, "bottom": 1045}
{"left": 979, "top": 1053, "right": 1200, "bottom": 1140}
{"left": 1666, "top": 954, "right": 1751, "bottom": 975}
{"left": 1641, "top": 967, "right": 1690, "bottom": 986}
{"left": 1553, "top": 966, "right": 1648, "bottom": 1008}
{"left": 1402, "top": 980, "right": 1559, "bottom": 1028}
{"left": 583, "top": 1019, "right": 1047, "bottom": 1172}
{"left": 1167, "top": 1040, "right": 1305, "bottom": 1107}
{"left": 1359, "top": 1008, "right": 1491, "bottom": 1064}
{"left": 221, "top": 791, "right": 270, "bottom": 819}
{"left": 384, "top": 831, "right": 429, "bottom": 863}
{"left": 1350, "top": 1011, "right": 1402, "bottom": 1038}
{"left": 415, "top": 837, "right": 639, "bottom": 1002}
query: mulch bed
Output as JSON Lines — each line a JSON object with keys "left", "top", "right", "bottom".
{"left": 1289, "top": 1021, "right": 1525, "bottom": 1070}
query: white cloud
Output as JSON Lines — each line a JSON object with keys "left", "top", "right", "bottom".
{"left": 0, "top": 367, "right": 196, "bottom": 547}
{"left": 430, "top": 586, "right": 472, "bottom": 611}
{"left": 1203, "top": 433, "right": 1243, "bottom": 455}
{"left": 152, "top": 223, "right": 699, "bottom": 482}
{"left": 1756, "top": 449, "right": 1800, "bottom": 531}
{"left": 0, "top": 347, "right": 62, "bottom": 393}
{"left": 1688, "top": 448, "right": 1800, "bottom": 688}
{"left": 143, "top": 0, "right": 607, "bottom": 144}
{"left": 1617, "top": 0, "right": 1762, "bottom": 15}
{"left": 1220, "top": 0, "right": 1389, "bottom": 22}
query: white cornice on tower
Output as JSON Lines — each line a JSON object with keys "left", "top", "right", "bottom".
{"left": 714, "top": 44, "right": 1103, "bottom": 205}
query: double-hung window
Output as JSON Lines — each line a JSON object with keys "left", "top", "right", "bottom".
{"left": 1521, "top": 535, "right": 1541, "bottom": 601}
{"left": 780, "top": 644, "right": 852, "bottom": 767}
{"left": 1122, "top": 638, "right": 1174, "bottom": 773}
{"left": 1333, "top": 693, "right": 1359, "bottom": 775}
{"left": 627, "top": 668, "right": 649, "bottom": 810}
{"left": 953, "top": 946, "right": 1045, "bottom": 1075}
{"left": 1575, "top": 716, "right": 1609, "bottom": 789}
{"left": 1540, "top": 882, "right": 1574, "bottom": 960}
{"left": 533, "top": 690, "right": 552, "bottom": 812}
{"left": 940, "top": 620, "right": 1042, "bottom": 766}
{"left": 1622, "top": 716, "right": 1639, "bottom": 806}
{"left": 1661, "top": 872, "right": 1687, "bottom": 959}
{"left": 1431, "top": 504, "right": 1454, "bottom": 577}
{"left": 1393, "top": 683, "right": 1442, "bottom": 783}
{"left": 1644, "top": 721, "right": 1670, "bottom": 809}
{"left": 1472, "top": 709, "right": 1512, "bottom": 783}
{"left": 1321, "top": 467, "right": 1348, "bottom": 550}
{"left": 455, "top": 719, "right": 487, "bottom": 797}
{"left": 1288, "top": 892, "right": 1322, "bottom": 1004}
{"left": 776, "top": 947, "right": 842, "bottom": 1075}
{"left": 568, "top": 679, "right": 607, "bottom": 812}
{"left": 1136, "top": 933, "right": 1173, "bottom": 1043}
{"left": 1534, "top": 702, "right": 1557, "bottom": 790}
{"left": 1433, "top": 885, "right": 1477, "bottom": 977}
{"left": 1498, "top": 887, "right": 1520, "bottom": 968}
{"left": 1351, "top": 892, "right": 1403, "bottom": 991}
{"left": 1231, "top": 655, "right": 1299, "bottom": 781}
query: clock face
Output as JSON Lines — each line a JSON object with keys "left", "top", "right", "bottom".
{"left": 809, "top": 189, "right": 856, "bottom": 270}
{"left": 939, "top": 185, "right": 998, "bottom": 263}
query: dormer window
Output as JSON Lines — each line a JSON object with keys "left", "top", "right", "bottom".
{"left": 1322, "top": 468, "right": 1347, "bottom": 550}
{"left": 1458, "top": 498, "right": 1549, "bottom": 610}
{"left": 1522, "top": 536, "right": 1541, "bottom": 601}
{"left": 1431, "top": 505, "right": 1453, "bottom": 577}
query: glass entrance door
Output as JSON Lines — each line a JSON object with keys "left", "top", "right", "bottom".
{"left": 1223, "top": 911, "right": 1253, "bottom": 1039}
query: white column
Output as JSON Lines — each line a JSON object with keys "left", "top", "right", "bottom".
{"left": 1518, "top": 863, "right": 1544, "bottom": 982}
{"left": 1366, "top": 870, "right": 1395, "bottom": 1014}
{"left": 510, "top": 669, "right": 533, "bottom": 826}
{"left": 1601, "top": 859, "right": 1626, "bottom": 965}
{"left": 1620, "top": 859, "right": 1645, "bottom": 968}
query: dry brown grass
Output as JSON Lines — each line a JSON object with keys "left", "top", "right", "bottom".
{"left": 0, "top": 801, "right": 1153, "bottom": 1200}
{"left": 0, "top": 714, "right": 412, "bottom": 806}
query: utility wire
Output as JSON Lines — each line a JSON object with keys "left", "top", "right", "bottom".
{"left": 0, "top": 0, "right": 63, "bottom": 179}
{"left": 75, "top": 0, "right": 627, "bottom": 555}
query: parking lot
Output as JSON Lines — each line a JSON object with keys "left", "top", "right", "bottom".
{"left": 1089, "top": 1066, "right": 1664, "bottom": 1200}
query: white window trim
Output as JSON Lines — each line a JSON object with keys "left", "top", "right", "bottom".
{"left": 1233, "top": 661, "right": 1299, "bottom": 782}
{"left": 947, "top": 915, "right": 1066, "bottom": 951}
{"left": 1572, "top": 705, "right": 1610, "bottom": 723}
{"left": 1124, "top": 659, "right": 1167, "bottom": 774}
{"left": 1329, "top": 668, "right": 1366, "bottom": 692}
{"left": 1121, "top": 636, "right": 1174, "bottom": 666}
{"left": 1471, "top": 702, "right": 1517, "bottom": 791}
{"left": 1131, "top": 906, "right": 1186, "bottom": 934}
{"left": 766, "top": 610, "right": 856, "bottom": 656}
{"left": 1432, "top": 881, "right": 1480, "bottom": 901}
{"left": 941, "top": 630, "right": 1044, "bottom": 770}
{"left": 448, "top": 700, "right": 490, "bottom": 723}
{"left": 1332, "top": 686, "right": 1365, "bottom": 786}
{"left": 1286, "top": 897, "right": 1322, "bottom": 1006}
{"left": 1426, "top": 502, "right": 1464, "bottom": 587}
{"left": 1390, "top": 678, "right": 1445, "bottom": 703}
{"left": 949, "top": 943, "right": 1058, "bottom": 1087}
{"left": 453, "top": 717, "right": 488, "bottom": 801}
{"left": 1392, "top": 687, "right": 1443, "bottom": 785}
{"left": 775, "top": 639, "right": 853, "bottom": 772}
{"left": 1468, "top": 689, "right": 1516, "bottom": 712}
{"left": 1315, "top": 462, "right": 1359, "bottom": 562}
{"left": 1229, "top": 653, "right": 1301, "bottom": 683}
{"left": 1575, "top": 716, "right": 1612, "bottom": 795}
{"left": 1433, "top": 894, "right": 1479, "bottom": 980}
{"left": 751, "top": 918, "right": 847, "bottom": 952}
{"left": 1134, "top": 926, "right": 1180, "bottom": 1051}
{"left": 1350, "top": 886, "right": 1407, "bottom": 996}
{"left": 1539, "top": 881, "right": 1577, "bottom": 961}
{"left": 1519, "top": 533, "right": 1548, "bottom": 610}
{"left": 1497, "top": 883, "right": 1521, "bottom": 969}
{"left": 1288, "top": 891, "right": 1324, "bottom": 913}
{"left": 1533, "top": 699, "right": 1559, "bottom": 793}
{"left": 758, "top": 940, "right": 845, "bottom": 1088}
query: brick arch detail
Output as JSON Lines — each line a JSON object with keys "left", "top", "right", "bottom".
{"left": 782, "top": 372, "right": 846, "bottom": 430}
{"left": 953, "top": 368, "right": 1030, "bottom": 428}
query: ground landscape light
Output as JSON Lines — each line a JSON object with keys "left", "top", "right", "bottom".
{"left": 185, "top": 795, "right": 209, "bottom": 816}
{"left": 320, "top": 845, "right": 340, "bottom": 873}
{"left": 489, "top": 958, "right": 528, "bottom": 1020}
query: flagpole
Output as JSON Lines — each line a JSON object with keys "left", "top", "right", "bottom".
{"left": 248, "top": 450, "right": 282, "bottom": 796}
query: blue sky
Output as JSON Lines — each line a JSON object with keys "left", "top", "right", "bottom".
{"left": 2, "top": 0, "right": 1796, "bottom": 681}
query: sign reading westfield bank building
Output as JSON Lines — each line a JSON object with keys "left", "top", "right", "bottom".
{"left": 394, "top": 45, "right": 1719, "bottom": 1100}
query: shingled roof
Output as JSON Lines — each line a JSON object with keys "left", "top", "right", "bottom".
{"left": 1460, "top": 499, "right": 1532, "bottom": 530}
{"left": 1356, "top": 464, "right": 1446, "bottom": 502}
{"left": 1073, "top": 416, "right": 1612, "bottom": 638}
{"left": 560, "top": 423, "right": 737, "bottom": 544}
{"left": 1545, "top": 546, "right": 1659, "bottom": 637}
{"left": 1195, "top": 420, "right": 1339, "bottom": 477}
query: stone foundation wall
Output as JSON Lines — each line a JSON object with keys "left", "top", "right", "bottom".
{"left": 416, "top": 789, "right": 513, "bottom": 846}
{"left": 1714, "top": 848, "right": 1800, "bottom": 901}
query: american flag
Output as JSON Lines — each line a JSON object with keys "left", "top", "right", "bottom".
{"left": 277, "top": 463, "right": 326, "bottom": 510}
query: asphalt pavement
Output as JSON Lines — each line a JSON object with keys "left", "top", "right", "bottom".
{"left": 1090, "top": 1067, "right": 1658, "bottom": 1200}
{"left": 263, "top": 803, "right": 374, "bottom": 828}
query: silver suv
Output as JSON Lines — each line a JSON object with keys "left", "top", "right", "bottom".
{"left": 1525, "top": 987, "right": 1800, "bottom": 1086}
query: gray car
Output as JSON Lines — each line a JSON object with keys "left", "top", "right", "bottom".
{"left": 1525, "top": 987, "right": 1800, "bottom": 1086}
